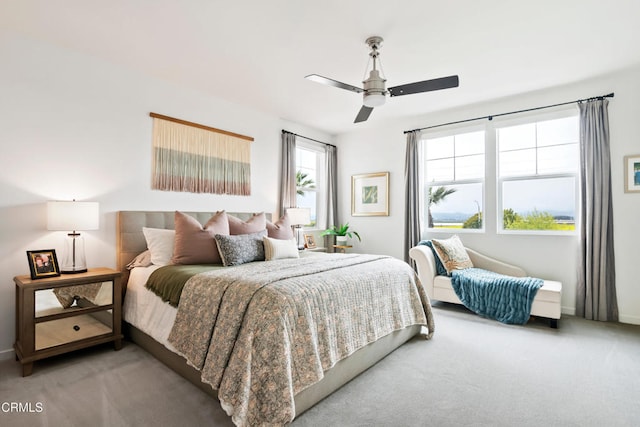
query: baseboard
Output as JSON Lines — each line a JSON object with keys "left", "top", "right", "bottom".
{"left": 562, "top": 306, "right": 640, "bottom": 325}
{"left": 0, "top": 347, "right": 15, "bottom": 361}
{"left": 618, "top": 314, "right": 640, "bottom": 325}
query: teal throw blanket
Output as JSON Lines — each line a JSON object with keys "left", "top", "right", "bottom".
{"left": 451, "top": 268, "right": 543, "bottom": 325}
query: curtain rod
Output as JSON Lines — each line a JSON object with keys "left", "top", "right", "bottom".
{"left": 282, "top": 130, "right": 336, "bottom": 148}
{"left": 404, "top": 92, "right": 615, "bottom": 134}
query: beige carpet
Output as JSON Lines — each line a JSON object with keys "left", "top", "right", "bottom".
{"left": 2, "top": 303, "right": 639, "bottom": 427}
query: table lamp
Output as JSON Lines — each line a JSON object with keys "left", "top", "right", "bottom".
{"left": 47, "top": 200, "right": 99, "bottom": 274}
{"left": 286, "top": 207, "right": 311, "bottom": 250}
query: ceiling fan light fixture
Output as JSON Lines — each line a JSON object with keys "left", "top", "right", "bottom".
{"left": 363, "top": 92, "right": 386, "bottom": 108}
{"left": 362, "top": 68, "right": 386, "bottom": 108}
{"left": 306, "top": 35, "right": 459, "bottom": 123}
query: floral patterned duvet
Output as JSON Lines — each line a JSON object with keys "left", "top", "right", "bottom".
{"left": 167, "top": 253, "right": 434, "bottom": 426}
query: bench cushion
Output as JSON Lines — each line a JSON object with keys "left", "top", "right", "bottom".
{"left": 433, "top": 275, "right": 562, "bottom": 319}
{"left": 537, "top": 280, "right": 562, "bottom": 303}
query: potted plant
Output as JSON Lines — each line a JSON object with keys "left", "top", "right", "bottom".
{"left": 321, "top": 223, "right": 361, "bottom": 245}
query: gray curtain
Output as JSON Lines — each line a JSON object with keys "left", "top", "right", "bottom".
{"left": 279, "top": 131, "right": 297, "bottom": 216}
{"left": 325, "top": 144, "right": 338, "bottom": 227}
{"left": 577, "top": 99, "right": 618, "bottom": 321}
{"left": 404, "top": 130, "right": 422, "bottom": 263}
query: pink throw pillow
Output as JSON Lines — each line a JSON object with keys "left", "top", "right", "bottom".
{"left": 171, "top": 211, "right": 229, "bottom": 264}
{"left": 266, "top": 213, "right": 294, "bottom": 240}
{"left": 228, "top": 212, "right": 266, "bottom": 235}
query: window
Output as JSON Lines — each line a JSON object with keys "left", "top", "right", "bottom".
{"left": 295, "top": 141, "right": 326, "bottom": 229}
{"left": 497, "top": 114, "right": 579, "bottom": 233}
{"left": 419, "top": 109, "right": 579, "bottom": 237}
{"left": 423, "top": 129, "right": 485, "bottom": 231}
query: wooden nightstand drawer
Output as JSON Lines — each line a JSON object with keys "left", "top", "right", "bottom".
{"left": 35, "top": 313, "right": 113, "bottom": 350}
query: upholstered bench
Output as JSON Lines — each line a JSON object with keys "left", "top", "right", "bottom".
{"left": 409, "top": 245, "right": 562, "bottom": 328}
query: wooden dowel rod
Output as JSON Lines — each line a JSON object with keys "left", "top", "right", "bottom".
{"left": 149, "top": 112, "right": 254, "bottom": 142}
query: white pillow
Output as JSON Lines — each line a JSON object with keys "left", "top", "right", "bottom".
{"left": 263, "top": 236, "right": 299, "bottom": 261}
{"left": 142, "top": 227, "right": 175, "bottom": 266}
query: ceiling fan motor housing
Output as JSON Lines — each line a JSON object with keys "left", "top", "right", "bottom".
{"left": 363, "top": 69, "right": 386, "bottom": 107}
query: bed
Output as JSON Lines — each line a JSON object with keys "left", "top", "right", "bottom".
{"left": 116, "top": 210, "right": 434, "bottom": 426}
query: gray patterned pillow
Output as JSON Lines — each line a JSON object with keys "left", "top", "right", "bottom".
{"left": 214, "top": 230, "right": 267, "bottom": 266}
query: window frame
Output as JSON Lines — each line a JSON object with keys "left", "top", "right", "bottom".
{"left": 421, "top": 124, "right": 486, "bottom": 234}
{"left": 295, "top": 140, "right": 327, "bottom": 231}
{"left": 495, "top": 108, "right": 580, "bottom": 236}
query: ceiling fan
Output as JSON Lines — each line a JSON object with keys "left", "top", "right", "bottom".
{"left": 306, "top": 36, "right": 459, "bottom": 123}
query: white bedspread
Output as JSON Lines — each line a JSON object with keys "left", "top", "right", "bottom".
{"left": 122, "top": 265, "right": 178, "bottom": 351}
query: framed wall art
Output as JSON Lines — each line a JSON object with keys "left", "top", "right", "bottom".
{"left": 26, "top": 249, "right": 60, "bottom": 280}
{"left": 352, "top": 172, "right": 389, "bottom": 216}
{"left": 624, "top": 154, "right": 640, "bottom": 193}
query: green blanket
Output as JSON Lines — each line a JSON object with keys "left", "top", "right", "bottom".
{"left": 146, "top": 264, "right": 223, "bottom": 306}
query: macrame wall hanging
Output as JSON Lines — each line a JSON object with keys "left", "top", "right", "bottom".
{"left": 150, "top": 113, "right": 253, "bottom": 195}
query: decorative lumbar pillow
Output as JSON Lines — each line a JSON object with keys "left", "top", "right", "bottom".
{"left": 266, "top": 213, "right": 294, "bottom": 240}
{"left": 228, "top": 212, "right": 267, "bottom": 235}
{"left": 263, "top": 236, "right": 299, "bottom": 261}
{"left": 142, "top": 227, "right": 175, "bottom": 266}
{"left": 171, "top": 211, "right": 229, "bottom": 265}
{"left": 214, "top": 230, "right": 267, "bottom": 266}
{"left": 430, "top": 235, "right": 473, "bottom": 275}
{"left": 126, "top": 250, "right": 153, "bottom": 270}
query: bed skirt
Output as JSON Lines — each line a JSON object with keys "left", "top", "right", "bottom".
{"left": 124, "top": 322, "right": 423, "bottom": 417}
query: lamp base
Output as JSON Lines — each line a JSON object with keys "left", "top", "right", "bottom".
{"left": 60, "top": 233, "right": 88, "bottom": 274}
{"left": 295, "top": 226, "right": 305, "bottom": 250}
{"left": 61, "top": 268, "right": 88, "bottom": 274}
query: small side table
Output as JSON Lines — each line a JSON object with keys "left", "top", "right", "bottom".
{"left": 14, "top": 267, "right": 122, "bottom": 376}
{"left": 304, "top": 247, "right": 327, "bottom": 253}
{"left": 332, "top": 245, "right": 352, "bottom": 253}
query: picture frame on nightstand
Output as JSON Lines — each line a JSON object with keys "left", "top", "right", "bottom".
{"left": 26, "top": 249, "right": 60, "bottom": 280}
{"left": 304, "top": 234, "right": 317, "bottom": 249}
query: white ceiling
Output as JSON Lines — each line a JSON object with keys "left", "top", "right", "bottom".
{"left": 3, "top": 0, "right": 640, "bottom": 135}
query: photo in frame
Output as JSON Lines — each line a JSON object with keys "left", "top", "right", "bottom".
{"left": 352, "top": 172, "right": 389, "bottom": 216}
{"left": 624, "top": 154, "right": 640, "bottom": 193}
{"left": 26, "top": 249, "right": 60, "bottom": 280}
{"left": 303, "top": 234, "right": 317, "bottom": 249}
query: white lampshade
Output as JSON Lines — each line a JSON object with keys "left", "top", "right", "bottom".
{"left": 47, "top": 201, "right": 99, "bottom": 231}
{"left": 286, "top": 207, "right": 311, "bottom": 226}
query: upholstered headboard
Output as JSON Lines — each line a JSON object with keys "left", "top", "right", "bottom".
{"left": 116, "top": 211, "right": 272, "bottom": 284}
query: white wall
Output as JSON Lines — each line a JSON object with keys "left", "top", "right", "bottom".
{"left": 0, "top": 31, "right": 332, "bottom": 357}
{"left": 337, "top": 65, "right": 640, "bottom": 325}
{"left": 2, "top": 29, "right": 638, "bottom": 361}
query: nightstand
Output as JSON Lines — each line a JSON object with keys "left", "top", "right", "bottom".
{"left": 14, "top": 267, "right": 122, "bottom": 376}
{"left": 332, "top": 245, "right": 352, "bottom": 253}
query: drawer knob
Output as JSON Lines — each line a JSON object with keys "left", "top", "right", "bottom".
{"left": 73, "top": 325, "right": 80, "bottom": 331}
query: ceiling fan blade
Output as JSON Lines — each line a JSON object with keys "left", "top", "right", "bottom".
{"left": 388, "top": 75, "right": 459, "bottom": 97}
{"left": 305, "top": 74, "right": 364, "bottom": 93}
{"left": 354, "top": 106, "right": 374, "bottom": 123}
